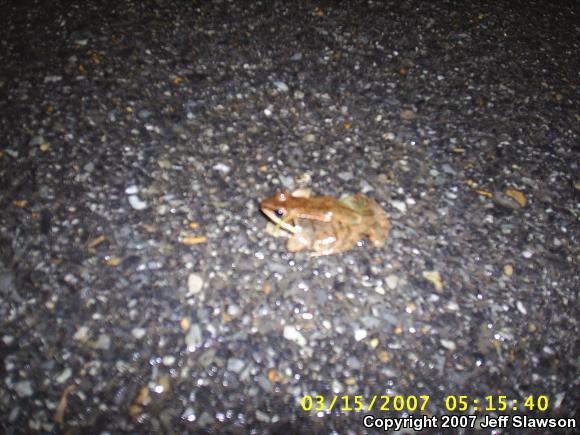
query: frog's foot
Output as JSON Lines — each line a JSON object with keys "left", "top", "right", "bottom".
{"left": 367, "top": 224, "right": 390, "bottom": 247}
{"left": 369, "top": 234, "right": 386, "bottom": 247}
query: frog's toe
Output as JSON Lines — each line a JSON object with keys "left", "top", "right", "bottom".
{"left": 368, "top": 230, "right": 387, "bottom": 247}
{"left": 370, "top": 237, "right": 386, "bottom": 247}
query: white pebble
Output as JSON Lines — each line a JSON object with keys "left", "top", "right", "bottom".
{"left": 227, "top": 358, "right": 245, "bottom": 373}
{"left": 440, "top": 339, "right": 456, "bottom": 351}
{"left": 446, "top": 301, "right": 459, "bottom": 311}
{"left": 354, "top": 328, "right": 367, "bottom": 341}
{"left": 213, "top": 162, "right": 231, "bottom": 174}
{"left": 273, "top": 81, "right": 289, "bottom": 92}
{"left": 391, "top": 200, "right": 407, "bottom": 213}
{"left": 522, "top": 250, "right": 533, "bottom": 258}
{"left": 283, "top": 325, "right": 307, "bottom": 347}
{"left": 94, "top": 334, "right": 111, "bottom": 350}
{"left": 125, "top": 185, "right": 139, "bottom": 194}
{"left": 162, "top": 355, "right": 176, "bottom": 366}
{"left": 131, "top": 327, "right": 146, "bottom": 339}
{"left": 227, "top": 304, "right": 241, "bottom": 317}
{"left": 56, "top": 368, "right": 72, "bottom": 384}
{"left": 185, "top": 324, "right": 203, "bottom": 351}
{"left": 128, "top": 195, "right": 147, "bottom": 210}
{"left": 73, "top": 326, "right": 90, "bottom": 342}
{"left": 516, "top": 301, "right": 527, "bottom": 315}
{"left": 304, "top": 133, "right": 316, "bottom": 143}
{"left": 15, "top": 381, "right": 33, "bottom": 398}
{"left": 187, "top": 273, "right": 204, "bottom": 296}
{"left": 385, "top": 274, "right": 399, "bottom": 290}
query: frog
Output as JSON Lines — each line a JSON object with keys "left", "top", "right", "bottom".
{"left": 260, "top": 190, "right": 390, "bottom": 255}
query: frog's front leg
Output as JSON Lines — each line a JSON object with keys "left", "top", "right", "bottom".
{"left": 287, "top": 233, "right": 311, "bottom": 252}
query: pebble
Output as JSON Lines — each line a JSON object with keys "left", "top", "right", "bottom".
{"left": 503, "top": 264, "right": 514, "bottom": 277}
{"left": 441, "top": 163, "right": 455, "bottom": 175}
{"left": 516, "top": 301, "right": 527, "bottom": 315}
{"left": 255, "top": 410, "right": 270, "bottom": 423}
{"left": 131, "top": 327, "right": 147, "bottom": 339}
{"left": 290, "top": 52, "right": 303, "bottom": 61}
{"left": 128, "top": 195, "right": 148, "bottom": 210}
{"left": 338, "top": 171, "right": 353, "bottom": 181}
{"left": 278, "top": 175, "right": 295, "bottom": 190}
{"left": 227, "top": 304, "right": 241, "bottom": 317}
{"left": 273, "top": 81, "right": 289, "bottom": 92}
{"left": 304, "top": 133, "right": 316, "bottom": 143}
{"left": 446, "top": 301, "right": 459, "bottom": 311}
{"left": 73, "top": 326, "right": 90, "bottom": 342}
{"left": 227, "top": 358, "right": 245, "bottom": 373}
{"left": 283, "top": 325, "right": 307, "bottom": 347}
{"left": 354, "top": 328, "right": 367, "bottom": 341}
{"left": 440, "top": 339, "right": 457, "bottom": 351}
{"left": 332, "top": 379, "right": 344, "bottom": 393}
{"left": 185, "top": 323, "right": 203, "bottom": 351}
{"left": 138, "top": 109, "right": 152, "bottom": 119}
{"left": 56, "top": 367, "right": 72, "bottom": 384}
{"left": 94, "top": 334, "right": 111, "bottom": 350}
{"left": 391, "top": 200, "right": 407, "bottom": 213}
{"left": 213, "top": 162, "right": 231, "bottom": 174}
{"left": 182, "top": 407, "right": 197, "bottom": 422}
{"left": 187, "top": 273, "right": 204, "bottom": 295}
{"left": 385, "top": 274, "right": 399, "bottom": 290}
{"left": 15, "top": 380, "right": 33, "bottom": 397}
{"left": 522, "top": 250, "right": 533, "bottom": 258}
{"left": 347, "top": 356, "right": 361, "bottom": 370}
{"left": 256, "top": 375, "right": 272, "bottom": 392}
{"left": 125, "top": 185, "right": 139, "bottom": 194}
{"left": 162, "top": 355, "right": 176, "bottom": 366}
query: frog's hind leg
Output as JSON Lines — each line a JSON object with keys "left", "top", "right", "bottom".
{"left": 367, "top": 215, "right": 390, "bottom": 247}
{"left": 367, "top": 229, "right": 387, "bottom": 247}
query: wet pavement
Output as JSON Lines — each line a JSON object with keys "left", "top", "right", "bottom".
{"left": 1, "top": 0, "right": 579, "bottom": 433}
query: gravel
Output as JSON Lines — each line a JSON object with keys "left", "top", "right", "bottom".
{"left": 1, "top": 0, "right": 578, "bottom": 433}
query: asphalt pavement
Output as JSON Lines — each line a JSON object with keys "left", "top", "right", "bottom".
{"left": 0, "top": 0, "right": 578, "bottom": 433}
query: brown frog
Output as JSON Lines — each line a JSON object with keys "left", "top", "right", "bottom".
{"left": 260, "top": 190, "right": 390, "bottom": 255}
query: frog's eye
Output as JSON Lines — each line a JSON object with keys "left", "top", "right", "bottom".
{"left": 275, "top": 209, "right": 285, "bottom": 217}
